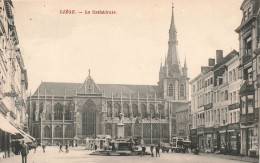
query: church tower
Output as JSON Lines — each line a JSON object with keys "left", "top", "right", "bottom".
{"left": 158, "top": 5, "right": 189, "bottom": 101}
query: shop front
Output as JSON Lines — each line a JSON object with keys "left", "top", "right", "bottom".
{"left": 197, "top": 128, "right": 204, "bottom": 151}
{"left": 219, "top": 125, "right": 227, "bottom": 154}
{"left": 227, "top": 123, "right": 240, "bottom": 155}
{"left": 0, "top": 114, "right": 20, "bottom": 159}
{"left": 204, "top": 127, "right": 214, "bottom": 153}
{"left": 190, "top": 129, "right": 197, "bottom": 149}
{"left": 213, "top": 125, "right": 220, "bottom": 152}
{"left": 241, "top": 124, "right": 258, "bottom": 157}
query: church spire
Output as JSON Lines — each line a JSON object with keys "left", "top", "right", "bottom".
{"left": 167, "top": 3, "right": 182, "bottom": 76}
{"left": 184, "top": 54, "right": 187, "bottom": 68}
{"left": 183, "top": 54, "right": 188, "bottom": 77}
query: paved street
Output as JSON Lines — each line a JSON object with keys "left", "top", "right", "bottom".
{"left": 0, "top": 146, "right": 258, "bottom": 163}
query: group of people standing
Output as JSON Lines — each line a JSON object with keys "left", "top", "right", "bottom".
{"left": 59, "top": 142, "right": 69, "bottom": 153}
{"left": 141, "top": 143, "right": 160, "bottom": 157}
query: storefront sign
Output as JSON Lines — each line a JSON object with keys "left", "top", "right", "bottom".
{"left": 190, "top": 129, "right": 197, "bottom": 135}
{"left": 204, "top": 127, "right": 213, "bottom": 134}
{"left": 228, "top": 123, "right": 239, "bottom": 130}
{"left": 197, "top": 128, "right": 204, "bottom": 135}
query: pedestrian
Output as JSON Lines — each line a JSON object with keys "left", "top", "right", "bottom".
{"left": 90, "top": 143, "right": 93, "bottom": 150}
{"left": 141, "top": 145, "right": 146, "bottom": 157}
{"left": 42, "top": 144, "right": 46, "bottom": 153}
{"left": 155, "top": 143, "right": 160, "bottom": 157}
{"left": 94, "top": 144, "right": 97, "bottom": 150}
{"left": 59, "top": 143, "right": 63, "bottom": 153}
{"left": 65, "top": 144, "right": 69, "bottom": 153}
{"left": 33, "top": 142, "right": 37, "bottom": 153}
{"left": 150, "top": 145, "right": 154, "bottom": 157}
{"left": 21, "top": 141, "right": 29, "bottom": 163}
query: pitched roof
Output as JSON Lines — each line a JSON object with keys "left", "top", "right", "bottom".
{"left": 33, "top": 82, "right": 160, "bottom": 99}
{"left": 210, "top": 50, "right": 238, "bottom": 71}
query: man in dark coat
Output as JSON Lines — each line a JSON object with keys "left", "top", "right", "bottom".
{"left": 155, "top": 143, "right": 160, "bottom": 157}
{"left": 59, "top": 143, "right": 63, "bottom": 153}
{"left": 150, "top": 145, "right": 154, "bottom": 157}
{"left": 21, "top": 141, "right": 29, "bottom": 163}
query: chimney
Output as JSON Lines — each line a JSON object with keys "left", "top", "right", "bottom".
{"left": 208, "top": 58, "right": 215, "bottom": 66}
{"left": 216, "top": 50, "right": 223, "bottom": 64}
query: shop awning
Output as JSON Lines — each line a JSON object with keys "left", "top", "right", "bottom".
{"left": 0, "top": 113, "right": 20, "bottom": 135}
{"left": 18, "top": 129, "right": 35, "bottom": 142}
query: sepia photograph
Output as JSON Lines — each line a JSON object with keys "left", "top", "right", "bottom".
{"left": 0, "top": 0, "right": 259, "bottom": 162}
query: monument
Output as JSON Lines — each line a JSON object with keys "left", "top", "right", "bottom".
{"left": 116, "top": 112, "right": 125, "bottom": 138}
{"left": 90, "top": 112, "right": 150, "bottom": 156}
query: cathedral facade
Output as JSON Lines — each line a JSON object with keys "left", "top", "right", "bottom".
{"left": 27, "top": 6, "right": 190, "bottom": 145}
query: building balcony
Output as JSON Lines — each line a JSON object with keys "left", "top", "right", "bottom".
{"left": 228, "top": 103, "right": 240, "bottom": 110}
{"left": 204, "top": 103, "right": 213, "bottom": 110}
{"left": 240, "top": 113, "right": 257, "bottom": 124}
{"left": 242, "top": 54, "right": 253, "bottom": 65}
{"left": 239, "top": 80, "right": 254, "bottom": 96}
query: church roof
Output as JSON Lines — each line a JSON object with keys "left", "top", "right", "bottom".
{"left": 33, "top": 82, "right": 160, "bottom": 99}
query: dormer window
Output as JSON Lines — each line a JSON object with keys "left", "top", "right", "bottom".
{"left": 244, "top": 11, "right": 248, "bottom": 21}
{"left": 244, "top": 6, "right": 252, "bottom": 21}
{"left": 248, "top": 6, "right": 252, "bottom": 17}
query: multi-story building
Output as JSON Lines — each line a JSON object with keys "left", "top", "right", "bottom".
{"left": 235, "top": 0, "right": 259, "bottom": 157}
{"left": 190, "top": 50, "right": 242, "bottom": 155}
{"left": 27, "top": 6, "right": 190, "bottom": 146}
{"left": 0, "top": 0, "right": 28, "bottom": 159}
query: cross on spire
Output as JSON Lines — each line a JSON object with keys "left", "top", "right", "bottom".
{"left": 88, "top": 69, "right": 91, "bottom": 75}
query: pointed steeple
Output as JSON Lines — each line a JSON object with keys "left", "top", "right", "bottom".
{"left": 184, "top": 54, "right": 187, "bottom": 68}
{"left": 167, "top": 3, "right": 182, "bottom": 76}
{"left": 164, "top": 55, "right": 167, "bottom": 66}
{"left": 170, "top": 2, "right": 176, "bottom": 32}
{"left": 183, "top": 54, "right": 188, "bottom": 77}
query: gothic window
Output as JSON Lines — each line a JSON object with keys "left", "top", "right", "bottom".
{"left": 54, "top": 126, "right": 62, "bottom": 138}
{"left": 162, "top": 124, "right": 169, "bottom": 138}
{"left": 65, "top": 103, "right": 72, "bottom": 120}
{"left": 54, "top": 103, "right": 63, "bottom": 120}
{"left": 114, "top": 103, "right": 120, "bottom": 117}
{"left": 152, "top": 124, "right": 159, "bottom": 138}
{"left": 150, "top": 104, "right": 155, "bottom": 118}
{"left": 123, "top": 103, "right": 130, "bottom": 118}
{"left": 134, "top": 123, "right": 141, "bottom": 136}
{"left": 45, "top": 104, "right": 51, "bottom": 120}
{"left": 124, "top": 124, "right": 131, "bottom": 137}
{"left": 168, "top": 83, "right": 174, "bottom": 96}
{"left": 132, "top": 104, "right": 138, "bottom": 117}
{"left": 82, "top": 100, "right": 96, "bottom": 135}
{"left": 32, "top": 102, "right": 36, "bottom": 121}
{"left": 44, "top": 126, "right": 51, "bottom": 138}
{"left": 180, "top": 84, "right": 185, "bottom": 97}
{"left": 65, "top": 126, "right": 73, "bottom": 138}
{"left": 39, "top": 103, "right": 44, "bottom": 113}
{"left": 141, "top": 104, "right": 147, "bottom": 118}
{"left": 143, "top": 124, "right": 151, "bottom": 138}
{"left": 105, "top": 124, "right": 112, "bottom": 136}
{"left": 107, "top": 103, "right": 112, "bottom": 117}
{"left": 158, "top": 104, "right": 164, "bottom": 118}
{"left": 33, "top": 126, "right": 39, "bottom": 138}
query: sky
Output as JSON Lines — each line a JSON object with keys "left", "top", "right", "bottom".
{"left": 12, "top": 0, "right": 244, "bottom": 94}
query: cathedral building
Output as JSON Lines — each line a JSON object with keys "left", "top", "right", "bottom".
{"left": 27, "top": 6, "right": 190, "bottom": 145}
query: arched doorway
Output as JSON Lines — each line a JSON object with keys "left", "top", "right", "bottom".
{"left": 82, "top": 100, "right": 96, "bottom": 136}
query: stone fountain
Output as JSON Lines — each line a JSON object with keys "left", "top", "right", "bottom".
{"left": 90, "top": 113, "right": 149, "bottom": 156}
